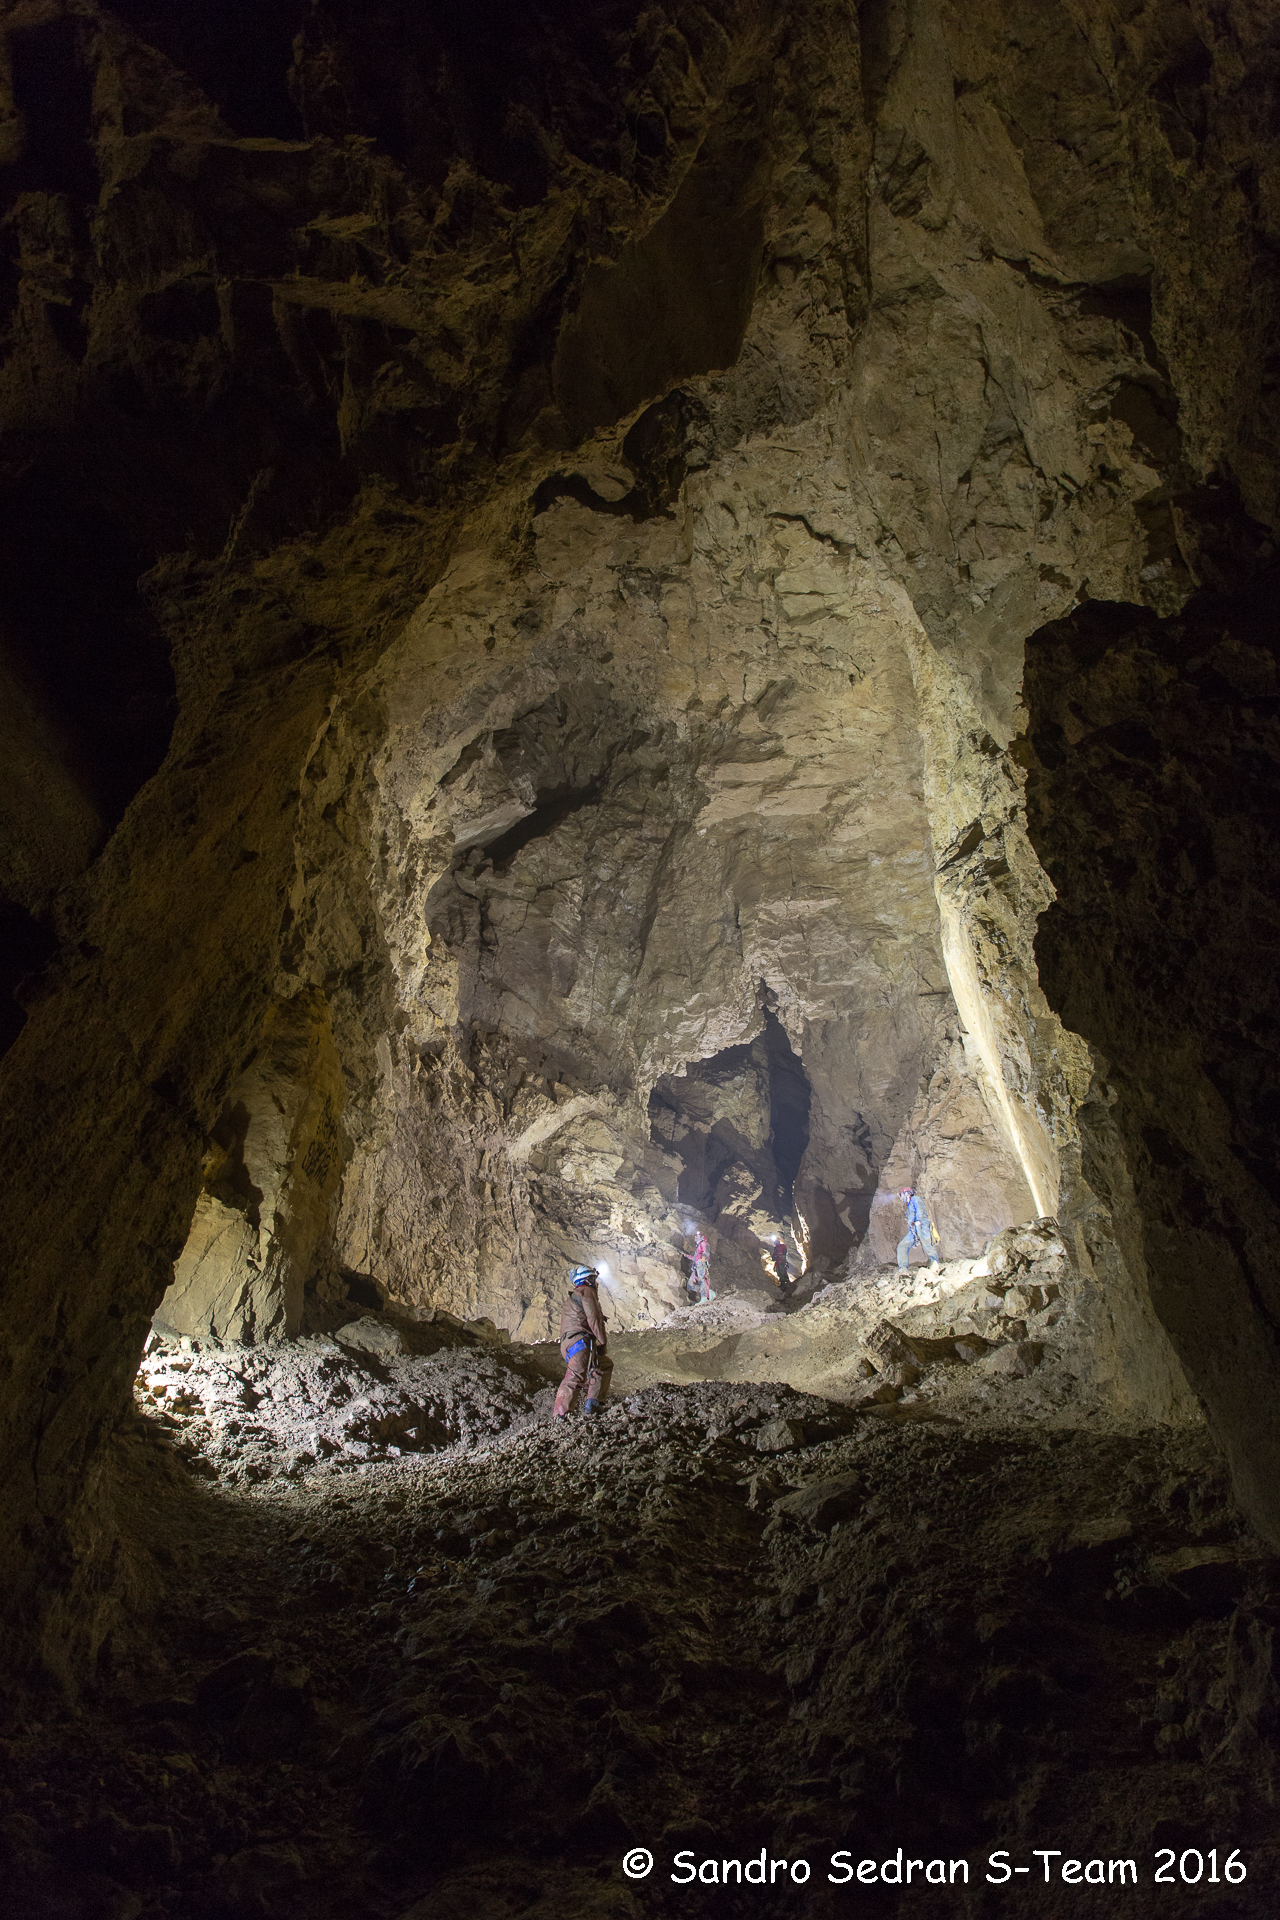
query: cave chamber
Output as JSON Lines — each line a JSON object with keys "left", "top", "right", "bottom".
{"left": 1, "top": 0, "right": 1278, "bottom": 1914}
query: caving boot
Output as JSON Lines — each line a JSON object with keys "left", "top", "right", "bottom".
{"left": 582, "top": 1398, "right": 599, "bottom": 1415}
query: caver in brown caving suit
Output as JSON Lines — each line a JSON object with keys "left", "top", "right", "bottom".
{"left": 553, "top": 1270, "right": 613, "bottom": 1417}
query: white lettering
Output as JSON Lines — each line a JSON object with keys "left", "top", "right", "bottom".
{"left": 722, "top": 1860, "right": 742, "bottom": 1884}
{"left": 698, "top": 1861, "right": 718, "bottom": 1884}
{"left": 857, "top": 1860, "right": 877, "bottom": 1883}
{"left": 770, "top": 1859, "right": 787, "bottom": 1885}
{"left": 1033, "top": 1851, "right": 1062, "bottom": 1882}
{"left": 1063, "top": 1860, "right": 1083, "bottom": 1884}
{"left": 1110, "top": 1860, "right": 1137, "bottom": 1885}
{"left": 905, "top": 1859, "right": 924, "bottom": 1883}
{"left": 951, "top": 1860, "right": 970, "bottom": 1884}
{"left": 746, "top": 1851, "right": 767, "bottom": 1886}
{"left": 790, "top": 1861, "right": 810, "bottom": 1884}
{"left": 988, "top": 1852, "right": 1012, "bottom": 1884}
{"left": 882, "top": 1848, "right": 903, "bottom": 1884}
{"left": 1085, "top": 1861, "right": 1105, "bottom": 1885}
{"left": 828, "top": 1851, "right": 853, "bottom": 1885}
{"left": 672, "top": 1852, "right": 695, "bottom": 1885}
{"left": 927, "top": 1861, "right": 945, "bottom": 1885}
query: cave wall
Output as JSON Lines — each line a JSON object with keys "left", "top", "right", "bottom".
{"left": 156, "top": 989, "right": 345, "bottom": 1343}
{"left": 1024, "top": 574, "right": 1280, "bottom": 1563}
{"left": 0, "top": 0, "right": 1277, "bottom": 1678}
{"left": 322, "top": 479, "right": 975, "bottom": 1335}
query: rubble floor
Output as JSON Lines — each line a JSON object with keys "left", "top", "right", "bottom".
{"left": 3, "top": 1262, "right": 1278, "bottom": 1920}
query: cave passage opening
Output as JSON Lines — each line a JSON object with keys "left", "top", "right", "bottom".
{"left": 0, "top": 474, "right": 180, "bottom": 1059}
{"left": 647, "top": 1000, "right": 812, "bottom": 1281}
{"left": 761, "top": 1006, "right": 810, "bottom": 1220}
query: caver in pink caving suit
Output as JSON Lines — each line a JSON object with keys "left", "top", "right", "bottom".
{"left": 689, "top": 1231, "right": 711, "bottom": 1302}
{"left": 553, "top": 1269, "right": 613, "bottom": 1416}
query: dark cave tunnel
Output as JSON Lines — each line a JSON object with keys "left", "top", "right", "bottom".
{"left": 761, "top": 1005, "right": 812, "bottom": 1219}
{"left": 648, "top": 1003, "right": 812, "bottom": 1252}
{"left": 0, "top": 474, "right": 178, "bottom": 1057}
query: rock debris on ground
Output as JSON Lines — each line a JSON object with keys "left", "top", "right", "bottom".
{"left": 4, "top": 1243, "right": 1277, "bottom": 1919}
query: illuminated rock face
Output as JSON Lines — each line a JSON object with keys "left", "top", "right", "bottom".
{"left": 0, "top": 0, "right": 1277, "bottom": 1668}
{"left": 155, "top": 992, "right": 345, "bottom": 1344}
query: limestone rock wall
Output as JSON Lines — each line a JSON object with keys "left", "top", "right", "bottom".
{"left": 1023, "top": 578, "right": 1280, "bottom": 1544}
{"left": 0, "top": 0, "right": 1278, "bottom": 1678}
{"left": 325, "top": 493, "right": 968, "bottom": 1335}
{"left": 866, "top": 1022, "right": 1040, "bottom": 1266}
{"left": 155, "top": 990, "right": 345, "bottom": 1343}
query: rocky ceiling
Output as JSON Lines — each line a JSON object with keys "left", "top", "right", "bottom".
{"left": 0, "top": 0, "right": 1277, "bottom": 1682}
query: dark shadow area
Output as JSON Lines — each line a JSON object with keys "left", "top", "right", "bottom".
{"left": 0, "top": 477, "right": 176, "bottom": 830}
{"left": 530, "top": 471, "right": 648, "bottom": 521}
{"left": 109, "top": 0, "right": 306, "bottom": 141}
{"left": 115, "top": 0, "right": 649, "bottom": 201}
{"left": 649, "top": 1005, "right": 811, "bottom": 1239}
{"left": 553, "top": 109, "right": 767, "bottom": 437}
{"left": 531, "top": 392, "right": 711, "bottom": 521}
{"left": 290, "top": 0, "right": 642, "bottom": 201}
{"left": 7, "top": 1388, "right": 1274, "bottom": 1920}
{"left": 0, "top": 904, "right": 58, "bottom": 1058}
{"left": 1074, "top": 275, "right": 1165, "bottom": 374}
{"left": 7, "top": 15, "right": 98, "bottom": 204}
{"left": 1023, "top": 573, "right": 1280, "bottom": 1217}
{"left": 650, "top": 1035, "right": 767, "bottom": 1218}
{"left": 762, "top": 1007, "right": 810, "bottom": 1216}
{"left": 1021, "top": 550, "right": 1280, "bottom": 1526}
{"left": 482, "top": 779, "right": 604, "bottom": 872}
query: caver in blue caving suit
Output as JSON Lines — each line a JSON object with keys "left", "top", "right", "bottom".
{"left": 896, "top": 1188, "right": 941, "bottom": 1272}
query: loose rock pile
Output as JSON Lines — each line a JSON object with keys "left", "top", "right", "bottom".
{"left": 134, "top": 1312, "right": 556, "bottom": 1484}
{"left": 5, "top": 1360, "right": 1277, "bottom": 1920}
{"left": 131, "top": 1225, "right": 1113, "bottom": 1503}
{"left": 0, "top": 1226, "right": 1271, "bottom": 1918}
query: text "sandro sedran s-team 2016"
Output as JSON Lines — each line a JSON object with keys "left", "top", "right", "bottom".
{"left": 637, "top": 1845, "right": 1249, "bottom": 1888}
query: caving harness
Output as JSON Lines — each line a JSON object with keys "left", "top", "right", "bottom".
{"left": 565, "top": 1267, "right": 600, "bottom": 1372}
{"left": 564, "top": 1271, "right": 601, "bottom": 1415}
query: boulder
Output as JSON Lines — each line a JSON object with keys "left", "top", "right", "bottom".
{"left": 772, "top": 1472, "right": 865, "bottom": 1530}
{"left": 754, "top": 1418, "right": 806, "bottom": 1453}
{"left": 859, "top": 1382, "right": 902, "bottom": 1405}
{"left": 1064, "top": 1517, "right": 1133, "bottom": 1552}
{"left": 863, "top": 1320, "right": 920, "bottom": 1387}
{"left": 982, "top": 1340, "right": 1045, "bottom": 1379}
{"left": 1152, "top": 1546, "right": 1260, "bottom": 1618}
{"left": 334, "top": 1316, "right": 406, "bottom": 1357}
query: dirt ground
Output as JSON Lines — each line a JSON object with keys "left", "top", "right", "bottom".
{"left": 2, "top": 1250, "right": 1277, "bottom": 1920}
